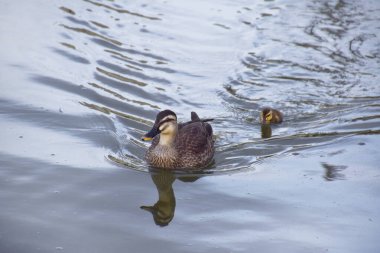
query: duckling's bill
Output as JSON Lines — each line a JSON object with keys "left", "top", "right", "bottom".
{"left": 260, "top": 111, "right": 271, "bottom": 124}
{"left": 265, "top": 111, "right": 273, "bottom": 122}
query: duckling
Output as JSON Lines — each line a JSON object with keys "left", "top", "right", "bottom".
{"left": 260, "top": 107, "right": 283, "bottom": 124}
{"left": 142, "top": 110, "right": 214, "bottom": 169}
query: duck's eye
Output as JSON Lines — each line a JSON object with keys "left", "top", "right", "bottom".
{"left": 158, "top": 118, "right": 175, "bottom": 131}
{"left": 159, "top": 122, "right": 168, "bottom": 131}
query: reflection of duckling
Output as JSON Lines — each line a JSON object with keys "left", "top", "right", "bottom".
{"left": 260, "top": 107, "right": 283, "bottom": 124}
{"left": 141, "top": 171, "right": 176, "bottom": 226}
{"left": 141, "top": 110, "right": 214, "bottom": 169}
{"left": 261, "top": 124, "right": 272, "bottom": 138}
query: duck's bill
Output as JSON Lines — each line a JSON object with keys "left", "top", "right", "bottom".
{"left": 141, "top": 126, "right": 159, "bottom": 141}
{"left": 140, "top": 205, "right": 155, "bottom": 212}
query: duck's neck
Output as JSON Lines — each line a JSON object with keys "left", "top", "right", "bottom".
{"left": 158, "top": 127, "right": 178, "bottom": 146}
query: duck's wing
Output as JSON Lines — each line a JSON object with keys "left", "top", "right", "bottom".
{"left": 204, "top": 122, "right": 213, "bottom": 136}
{"left": 177, "top": 122, "right": 213, "bottom": 154}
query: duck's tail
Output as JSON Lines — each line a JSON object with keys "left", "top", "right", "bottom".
{"left": 191, "top": 111, "right": 214, "bottom": 122}
{"left": 191, "top": 111, "right": 201, "bottom": 121}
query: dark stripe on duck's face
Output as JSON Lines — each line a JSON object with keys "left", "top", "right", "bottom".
{"left": 158, "top": 117, "right": 175, "bottom": 127}
{"left": 158, "top": 118, "right": 176, "bottom": 132}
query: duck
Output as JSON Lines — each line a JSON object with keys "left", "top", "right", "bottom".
{"left": 260, "top": 107, "right": 283, "bottom": 124}
{"left": 141, "top": 110, "right": 214, "bottom": 169}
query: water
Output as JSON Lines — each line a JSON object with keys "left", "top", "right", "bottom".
{"left": 1, "top": 0, "right": 379, "bottom": 252}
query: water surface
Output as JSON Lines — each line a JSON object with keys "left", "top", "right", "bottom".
{"left": 1, "top": 0, "right": 379, "bottom": 252}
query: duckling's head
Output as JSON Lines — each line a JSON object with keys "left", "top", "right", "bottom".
{"left": 142, "top": 110, "right": 178, "bottom": 141}
{"left": 260, "top": 107, "right": 273, "bottom": 124}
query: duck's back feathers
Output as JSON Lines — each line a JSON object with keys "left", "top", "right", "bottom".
{"left": 176, "top": 121, "right": 214, "bottom": 168}
{"left": 178, "top": 122, "right": 213, "bottom": 154}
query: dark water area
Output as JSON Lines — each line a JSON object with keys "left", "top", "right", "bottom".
{"left": 1, "top": 0, "right": 380, "bottom": 252}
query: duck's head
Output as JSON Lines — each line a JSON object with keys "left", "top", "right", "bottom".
{"left": 260, "top": 108, "right": 273, "bottom": 124}
{"left": 142, "top": 110, "right": 178, "bottom": 141}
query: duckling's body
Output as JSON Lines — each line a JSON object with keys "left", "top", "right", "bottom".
{"left": 143, "top": 110, "right": 214, "bottom": 169}
{"left": 260, "top": 107, "right": 283, "bottom": 124}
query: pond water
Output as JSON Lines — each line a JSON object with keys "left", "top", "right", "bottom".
{"left": 1, "top": 0, "right": 379, "bottom": 252}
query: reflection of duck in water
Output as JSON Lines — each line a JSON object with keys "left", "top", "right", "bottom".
{"left": 261, "top": 124, "right": 272, "bottom": 138}
{"left": 141, "top": 171, "right": 176, "bottom": 226}
{"left": 260, "top": 107, "right": 283, "bottom": 124}
{"left": 141, "top": 171, "right": 201, "bottom": 226}
{"left": 141, "top": 110, "right": 214, "bottom": 169}
{"left": 140, "top": 170, "right": 200, "bottom": 227}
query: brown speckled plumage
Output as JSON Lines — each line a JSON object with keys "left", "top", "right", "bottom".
{"left": 144, "top": 111, "right": 214, "bottom": 169}
{"left": 260, "top": 107, "right": 283, "bottom": 124}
